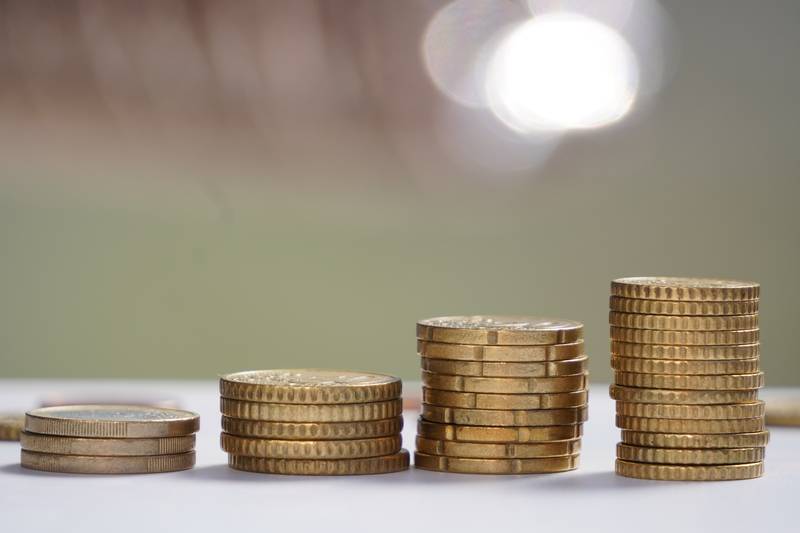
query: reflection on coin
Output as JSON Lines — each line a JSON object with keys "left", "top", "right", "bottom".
{"left": 420, "top": 356, "right": 587, "bottom": 378}
{"left": 0, "top": 413, "right": 25, "bottom": 441}
{"left": 414, "top": 451, "right": 579, "bottom": 474}
{"left": 418, "top": 340, "right": 585, "bottom": 362}
{"left": 609, "top": 312, "right": 758, "bottom": 331}
{"left": 611, "top": 341, "right": 759, "bottom": 360}
{"left": 228, "top": 449, "right": 410, "bottom": 475}
{"left": 422, "top": 404, "right": 587, "bottom": 427}
{"left": 417, "top": 316, "right": 583, "bottom": 345}
{"left": 610, "top": 327, "right": 759, "bottom": 346}
{"left": 614, "top": 372, "right": 764, "bottom": 391}
{"left": 611, "top": 277, "right": 759, "bottom": 302}
{"left": 609, "top": 385, "right": 759, "bottom": 405}
{"left": 620, "top": 430, "right": 770, "bottom": 449}
{"left": 422, "top": 388, "right": 588, "bottom": 410}
{"left": 220, "top": 398, "right": 402, "bottom": 422}
{"left": 615, "top": 459, "right": 763, "bottom": 481}
{"left": 21, "top": 450, "right": 196, "bottom": 474}
{"left": 615, "top": 415, "right": 765, "bottom": 434}
{"left": 615, "top": 401, "right": 765, "bottom": 420}
{"left": 415, "top": 436, "right": 580, "bottom": 459}
{"left": 616, "top": 443, "right": 765, "bottom": 465}
{"left": 220, "top": 433, "right": 401, "bottom": 459}
{"left": 417, "top": 418, "right": 583, "bottom": 443}
{"left": 25, "top": 405, "right": 200, "bottom": 438}
{"left": 422, "top": 370, "right": 587, "bottom": 394}
{"left": 609, "top": 296, "right": 759, "bottom": 316}
{"left": 221, "top": 416, "right": 404, "bottom": 440}
{"left": 20, "top": 432, "right": 196, "bottom": 456}
{"left": 611, "top": 356, "right": 760, "bottom": 376}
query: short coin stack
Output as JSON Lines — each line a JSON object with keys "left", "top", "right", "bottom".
{"left": 415, "top": 316, "right": 588, "bottom": 474}
{"left": 610, "top": 277, "right": 767, "bottom": 481}
{"left": 220, "top": 369, "right": 409, "bottom": 475}
{"left": 20, "top": 405, "right": 199, "bottom": 474}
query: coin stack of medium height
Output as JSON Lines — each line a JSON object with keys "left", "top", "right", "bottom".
{"left": 415, "top": 316, "right": 589, "bottom": 474}
{"left": 20, "top": 405, "right": 200, "bottom": 474}
{"left": 219, "top": 369, "right": 410, "bottom": 475}
{"left": 609, "top": 277, "right": 767, "bottom": 481}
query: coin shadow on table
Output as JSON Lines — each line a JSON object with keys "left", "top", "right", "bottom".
{"left": 180, "top": 464, "right": 316, "bottom": 483}
{"left": 0, "top": 462, "right": 114, "bottom": 478}
{"left": 538, "top": 470, "right": 672, "bottom": 491}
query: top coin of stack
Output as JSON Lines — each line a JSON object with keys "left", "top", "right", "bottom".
{"left": 609, "top": 277, "right": 767, "bottom": 481}
{"left": 219, "top": 369, "right": 409, "bottom": 475}
{"left": 415, "top": 316, "right": 588, "bottom": 474}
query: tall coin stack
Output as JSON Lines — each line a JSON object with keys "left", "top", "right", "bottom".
{"left": 219, "top": 369, "right": 409, "bottom": 475}
{"left": 415, "top": 316, "right": 588, "bottom": 474}
{"left": 609, "top": 277, "right": 768, "bottom": 481}
{"left": 20, "top": 405, "right": 199, "bottom": 474}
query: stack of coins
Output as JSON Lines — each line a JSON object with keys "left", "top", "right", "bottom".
{"left": 415, "top": 316, "right": 588, "bottom": 474}
{"left": 20, "top": 405, "right": 199, "bottom": 474}
{"left": 609, "top": 277, "right": 767, "bottom": 481}
{"left": 219, "top": 369, "right": 409, "bottom": 475}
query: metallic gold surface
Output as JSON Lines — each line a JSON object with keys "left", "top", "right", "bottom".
{"left": 765, "top": 398, "right": 800, "bottom": 426}
{"left": 0, "top": 413, "right": 24, "bottom": 441}
{"left": 611, "top": 356, "right": 760, "bottom": 376}
{"left": 609, "top": 296, "right": 759, "bottom": 316}
{"left": 25, "top": 405, "right": 200, "bottom": 438}
{"left": 416, "top": 316, "right": 583, "bottom": 346}
{"left": 220, "top": 433, "right": 401, "bottom": 459}
{"left": 615, "top": 459, "right": 763, "bottom": 481}
{"left": 420, "top": 356, "right": 587, "bottom": 378}
{"left": 418, "top": 340, "right": 584, "bottom": 362}
{"left": 613, "top": 371, "right": 764, "bottom": 391}
{"left": 616, "top": 443, "right": 765, "bottom": 465}
{"left": 21, "top": 450, "right": 196, "bottom": 474}
{"left": 221, "top": 416, "right": 403, "bottom": 440}
{"left": 228, "top": 449, "right": 410, "bottom": 475}
{"left": 421, "top": 370, "right": 587, "bottom": 394}
{"left": 609, "top": 312, "right": 758, "bottom": 331}
{"left": 220, "top": 398, "right": 402, "bottom": 422}
{"left": 610, "top": 277, "right": 760, "bottom": 302}
{"left": 422, "top": 405, "right": 587, "bottom": 427}
{"left": 615, "top": 401, "right": 765, "bottom": 420}
{"left": 414, "top": 451, "right": 579, "bottom": 474}
{"left": 610, "top": 341, "right": 759, "bottom": 360}
{"left": 422, "top": 388, "right": 588, "bottom": 410}
{"left": 417, "top": 418, "right": 583, "bottom": 443}
{"left": 415, "top": 436, "right": 580, "bottom": 459}
{"left": 610, "top": 327, "right": 759, "bottom": 346}
{"left": 620, "top": 430, "right": 770, "bottom": 449}
{"left": 615, "top": 414, "right": 765, "bottom": 433}
{"left": 20, "top": 432, "right": 196, "bottom": 456}
{"left": 219, "top": 369, "right": 401, "bottom": 404}
{"left": 609, "top": 384, "right": 759, "bottom": 405}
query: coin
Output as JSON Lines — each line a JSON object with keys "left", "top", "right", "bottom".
{"left": 415, "top": 436, "right": 580, "bottom": 459}
{"left": 616, "top": 444, "right": 765, "bottom": 465}
{"left": 414, "top": 451, "right": 579, "bottom": 474}
{"left": 220, "top": 398, "right": 402, "bottom": 422}
{"left": 765, "top": 398, "right": 800, "bottom": 426}
{"left": 221, "top": 433, "right": 401, "bottom": 459}
{"left": 416, "top": 316, "right": 583, "bottom": 346}
{"left": 423, "top": 388, "right": 588, "bottom": 410}
{"left": 609, "top": 385, "right": 759, "bottom": 405}
{"left": 422, "top": 370, "right": 587, "bottom": 394}
{"left": 615, "top": 401, "right": 765, "bottom": 420}
{"left": 228, "top": 449, "right": 410, "bottom": 475}
{"left": 614, "top": 372, "right": 764, "bottom": 391}
{"left": 611, "top": 277, "right": 760, "bottom": 302}
{"left": 417, "top": 418, "right": 583, "bottom": 443}
{"left": 611, "top": 341, "right": 759, "bottom": 360}
{"left": 611, "top": 356, "right": 760, "bottom": 376}
{"left": 422, "top": 405, "right": 588, "bottom": 427}
{"left": 25, "top": 405, "right": 200, "bottom": 438}
{"left": 620, "top": 430, "right": 770, "bottom": 449}
{"left": 615, "top": 459, "right": 763, "bottom": 481}
{"left": 610, "top": 327, "right": 759, "bottom": 346}
{"left": 615, "top": 415, "right": 765, "bottom": 433}
{"left": 420, "top": 356, "right": 588, "bottom": 378}
{"left": 609, "top": 296, "right": 759, "bottom": 316}
{"left": 609, "top": 312, "right": 758, "bottom": 331}
{"left": 418, "top": 340, "right": 585, "bottom": 362}
{"left": 21, "top": 450, "right": 196, "bottom": 474}
{"left": 0, "top": 413, "right": 24, "bottom": 441}
{"left": 219, "top": 369, "right": 401, "bottom": 404}
{"left": 19, "top": 432, "right": 196, "bottom": 456}
{"left": 221, "top": 416, "right": 403, "bottom": 440}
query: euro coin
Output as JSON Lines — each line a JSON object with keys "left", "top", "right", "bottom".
{"left": 418, "top": 340, "right": 584, "bottom": 362}
{"left": 422, "top": 370, "right": 587, "bottom": 394}
{"left": 615, "top": 414, "right": 765, "bottom": 433}
{"left": 609, "top": 312, "right": 758, "bottom": 331}
{"left": 220, "top": 398, "right": 402, "bottom": 422}
{"left": 415, "top": 436, "right": 580, "bottom": 459}
{"left": 417, "top": 316, "right": 583, "bottom": 345}
{"left": 610, "top": 327, "right": 759, "bottom": 346}
{"left": 221, "top": 416, "right": 403, "bottom": 440}
{"left": 609, "top": 385, "right": 759, "bottom": 405}
{"left": 228, "top": 449, "right": 409, "bottom": 475}
{"left": 20, "top": 432, "right": 195, "bottom": 456}
{"left": 765, "top": 397, "right": 800, "bottom": 426}
{"left": 620, "top": 430, "right": 770, "bottom": 449}
{"left": 616, "top": 443, "right": 765, "bottom": 465}
{"left": 417, "top": 418, "right": 583, "bottom": 443}
{"left": 610, "top": 277, "right": 759, "bottom": 302}
{"left": 609, "top": 296, "right": 759, "bottom": 316}
{"left": 414, "top": 451, "right": 579, "bottom": 474}
{"left": 25, "top": 405, "right": 200, "bottom": 438}
{"left": 614, "top": 372, "right": 764, "bottom": 391}
{"left": 420, "top": 356, "right": 587, "bottom": 378}
{"left": 0, "top": 413, "right": 24, "bottom": 441}
{"left": 615, "top": 401, "right": 765, "bottom": 420}
{"left": 615, "top": 459, "right": 763, "bottom": 481}
{"left": 611, "top": 356, "right": 760, "bottom": 376}
{"left": 220, "top": 433, "right": 401, "bottom": 459}
{"left": 611, "top": 341, "right": 759, "bottom": 360}
{"left": 21, "top": 450, "right": 195, "bottom": 474}
{"left": 422, "top": 405, "right": 587, "bottom": 427}
{"left": 422, "top": 388, "right": 588, "bottom": 410}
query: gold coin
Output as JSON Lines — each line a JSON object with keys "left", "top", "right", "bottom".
{"left": 610, "top": 327, "right": 759, "bottom": 346}
{"left": 21, "top": 450, "right": 195, "bottom": 474}
{"left": 422, "top": 405, "right": 588, "bottom": 427}
{"left": 611, "top": 356, "right": 760, "bottom": 376}
{"left": 25, "top": 405, "right": 200, "bottom": 438}
{"left": 220, "top": 398, "right": 402, "bottom": 422}
{"left": 611, "top": 341, "right": 759, "bottom": 360}
{"left": 228, "top": 449, "right": 410, "bottom": 475}
{"left": 616, "top": 444, "right": 765, "bottom": 465}
{"left": 611, "top": 277, "right": 759, "bottom": 302}
{"left": 221, "top": 433, "right": 401, "bottom": 459}
{"left": 423, "top": 388, "right": 588, "bottom": 410}
{"left": 221, "top": 416, "right": 403, "bottom": 440}
{"left": 414, "top": 451, "right": 579, "bottom": 474}
{"left": 615, "top": 401, "right": 765, "bottom": 420}
{"left": 0, "top": 413, "right": 24, "bottom": 441}
{"left": 417, "top": 316, "right": 583, "bottom": 346}
{"left": 609, "top": 385, "right": 759, "bottom": 405}
{"left": 415, "top": 436, "right": 580, "bottom": 459}
{"left": 420, "top": 356, "right": 587, "bottom": 378}
{"left": 609, "top": 296, "right": 759, "bottom": 316}
{"left": 219, "top": 369, "right": 401, "bottom": 404}
{"left": 620, "top": 430, "right": 770, "bottom": 449}
{"left": 614, "top": 372, "right": 764, "bottom": 391}
{"left": 417, "top": 418, "right": 583, "bottom": 443}
{"left": 765, "top": 398, "right": 800, "bottom": 426}
{"left": 20, "top": 432, "right": 195, "bottom": 456}
{"left": 615, "top": 459, "right": 763, "bottom": 481}
{"left": 615, "top": 415, "right": 765, "bottom": 433}
{"left": 418, "top": 340, "right": 584, "bottom": 362}
{"left": 609, "top": 312, "right": 758, "bottom": 331}
{"left": 422, "top": 370, "right": 587, "bottom": 394}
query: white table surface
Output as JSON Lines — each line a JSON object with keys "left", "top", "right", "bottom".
{"left": 0, "top": 380, "right": 796, "bottom": 533}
